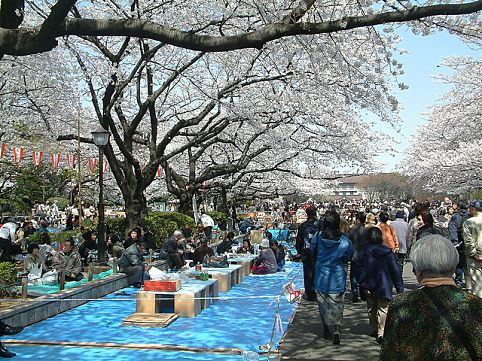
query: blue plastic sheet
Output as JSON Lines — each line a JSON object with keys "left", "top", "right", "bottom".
{"left": 8, "top": 263, "right": 304, "bottom": 360}
{"left": 266, "top": 229, "right": 289, "bottom": 241}
{"left": 27, "top": 269, "right": 114, "bottom": 294}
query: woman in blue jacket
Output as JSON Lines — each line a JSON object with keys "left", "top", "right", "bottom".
{"left": 358, "top": 227, "right": 404, "bottom": 344}
{"left": 311, "top": 210, "right": 354, "bottom": 345}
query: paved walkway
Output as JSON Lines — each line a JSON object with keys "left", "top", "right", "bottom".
{"left": 277, "top": 263, "right": 418, "bottom": 361}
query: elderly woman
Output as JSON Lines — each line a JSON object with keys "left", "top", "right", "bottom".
{"left": 311, "top": 210, "right": 354, "bottom": 345}
{"left": 380, "top": 234, "right": 481, "bottom": 360}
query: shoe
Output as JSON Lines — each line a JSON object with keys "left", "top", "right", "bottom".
{"left": 333, "top": 332, "right": 340, "bottom": 345}
{"left": 0, "top": 343, "right": 15, "bottom": 358}
{"left": 0, "top": 322, "right": 23, "bottom": 336}
{"left": 376, "top": 336, "right": 384, "bottom": 344}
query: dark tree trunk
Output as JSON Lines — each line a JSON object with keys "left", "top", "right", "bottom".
{"left": 177, "top": 190, "right": 194, "bottom": 217}
{"left": 123, "top": 191, "right": 146, "bottom": 236}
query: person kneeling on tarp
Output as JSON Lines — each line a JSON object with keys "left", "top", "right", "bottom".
{"left": 118, "top": 241, "right": 151, "bottom": 288}
{"left": 0, "top": 320, "right": 24, "bottom": 358}
{"left": 252, "top": 239, "right": 277, "bottom": 275}
{"left": 52, "top": 239, "right": 83, "bottom": 282}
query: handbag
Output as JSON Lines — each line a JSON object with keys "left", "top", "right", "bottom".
{"left": 202, "top": 255, "right": 229, "bottom": 268}
{"left": 422, "top": 287, "right": 478, "bottom": 361}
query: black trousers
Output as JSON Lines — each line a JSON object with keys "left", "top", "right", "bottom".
{"left": 302, "top": 252, "right": 316, "bottom": 301}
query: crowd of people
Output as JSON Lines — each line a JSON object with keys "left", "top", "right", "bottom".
{"left": 0, "top": 196, "right": 481, "bottom": 359}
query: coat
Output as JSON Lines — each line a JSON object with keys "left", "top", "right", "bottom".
{"left": 380, "top": 286, "right": 482, "bottom": 360}
{"left": 118, "top": 243, "right": 144, "bottom": 271}
{"left": 358, "top": 244, "right": 403, "bottom": 300}
{"left": 379, "top": 222, "right": 399, "bottom": 251}
{"left": 391, "top": 218, "right": 408, "bottom": 254}
{"left": 311, "top": 234, "right": 354, "bottom": 294}
{"left": 52, "top": 249, "right": 82, "bottom": 275}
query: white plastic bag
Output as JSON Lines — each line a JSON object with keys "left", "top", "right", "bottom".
{"left": 148, "top": 266, "right": 166, "bottom": 280}
{"left": 41, "top": 269, "right": 59, "bottom": 285}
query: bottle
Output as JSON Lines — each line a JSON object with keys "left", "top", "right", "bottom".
{"left": 195, "top": 262, "right": 202, "bottom": 272}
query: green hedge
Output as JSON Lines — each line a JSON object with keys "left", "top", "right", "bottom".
{"left": 0, "top": 262, "right": 18, "bottom": 297}
{"left": 207, "top": 211, "right": 228, "bottom": 221}
{"left": 143, "top": 212, "right": 195, "bottom": 247}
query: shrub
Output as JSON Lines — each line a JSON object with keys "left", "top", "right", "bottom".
{"left": 27, "top": 230, "right": 80, "bottom": 248}
{"left": 142, "top": 212, "right": 195, "bottom": 247}
{"left": 106, "top": 217, "right": 127, "bottom": 237}
{"left": 207, "top": 211, "right": 228, "bottom": 221}
{"left": 0, "top": 262, "right": 18, "bottom": 298}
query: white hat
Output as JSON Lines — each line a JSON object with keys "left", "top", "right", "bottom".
{"left": 260, "top": 239, "right": 270, "bottom": 248}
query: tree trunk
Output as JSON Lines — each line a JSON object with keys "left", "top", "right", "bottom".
{"left": 124, "top": 192, "right": 146, "bottom": 237}
{"left": 177, "top": 191, "right": 194, "bottom": 217}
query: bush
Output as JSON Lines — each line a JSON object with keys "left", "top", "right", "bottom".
{"left": 207, "top": 211, "right": 228, "bottom": 221}
{"left": 142, "top": 212, "right": 195, "bottom": 247}
{"left": 0, "top": 262, "right": 18, "bottom": 298}
{"left": 27, "top": 230, "right": 80, "bottom": 248}
{"left": 106, "top": 217, "right": 127, "bottom": 237}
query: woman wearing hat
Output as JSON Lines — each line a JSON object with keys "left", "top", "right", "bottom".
{"left": 252, "top": 238, "right": 277, "bottom": 274}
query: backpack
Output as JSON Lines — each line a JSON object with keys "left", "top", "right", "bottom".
{"left": 303, "top": 220, "right": 318, "bottom": 251}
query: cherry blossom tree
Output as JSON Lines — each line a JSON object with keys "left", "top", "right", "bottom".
{"left": 402, "top": 56, "right": 482, "bottom": 194}
{"left": 0, "top": 0, "right": 480, "bottom": 56}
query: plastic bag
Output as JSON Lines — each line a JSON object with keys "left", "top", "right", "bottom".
{"left": 41, "top": 269, "right": 59, "bottom": 285}
{"left": 148, "top": 266, "right": 166, "bottom": 280}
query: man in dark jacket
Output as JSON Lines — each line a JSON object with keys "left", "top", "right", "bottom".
{"left": 161, "top": 230, "right": 185, "bottom": 270}
{"left": 448, "top": 202, "right": 469, "bottom": 286}
{"left": 192, "top": 237, "right": 214, "bottom": 266}
{"left": 347, "top": 212, "right": 367, "bottom": 302}
{"left": 118, "top": 241, "right": 150, "bottom": 288}
{"left": 295, "top": 206, "right": 318, "bottom": 301}
{"left": 217, "top": 231, "right": 235, "bottom": 255}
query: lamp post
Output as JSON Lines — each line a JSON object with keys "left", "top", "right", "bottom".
{"left": 91, "top": 127, "right": 110, "bottom": 263}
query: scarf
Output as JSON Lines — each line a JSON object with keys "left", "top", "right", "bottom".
{"left": 420, "top": 277, "right": 457, "bottom": 288}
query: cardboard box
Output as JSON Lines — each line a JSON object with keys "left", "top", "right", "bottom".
{"left": 144, "top": 279, "right": 181, "bottom": 292}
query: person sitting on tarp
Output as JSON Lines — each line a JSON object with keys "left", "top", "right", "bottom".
{"left": 24, "top": 243, "right": 46, "bottom": 275}
{"left": 269, "top": 237, "right": 286, "bottom": 272}
{"left": 192, "top": 237, "right": 214, "bottom": 266}
{"left": 252, "top": 239, "right": 277, "bottom": 275}
{"left": 160, "top": 230, "right": 186, "bottom": 271}
{"left": 107, "top": 234, "right": 125, "bottom": 259}
{"left": 118, "top": 241, "right": 151, "bottom": 288}
{"left": 239, "top": 217, "right": 255, "bottom": 234}
{"left": 79, "top": 229, "right": 98, "bottom": 266}
{"left": 0, "top": 320, "right": 24, "bottom": 358}
{"left": 217, "top": 231, "right": 235, "bottom": 255}
{"left": 52, "top": 238, "right": 83, "bottom": 282}
{"left": 237, "top": 237, "right": 254, "bottom": 254}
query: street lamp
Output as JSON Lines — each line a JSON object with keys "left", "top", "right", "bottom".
{"left": 91, "top": 126, "right": 110, "bottom": 263}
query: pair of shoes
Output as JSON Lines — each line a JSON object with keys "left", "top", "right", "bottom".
{"left": 0, "top": 322, "right": 23, "bottom": 336}
{"left": 376, "top": 336, "right": 384, "bottom": 344}
{"left": 0, "top": 343, "right": 15, "bottom": 358}
{"left": 333, "top": 332, "right": 341, "bottom": 345}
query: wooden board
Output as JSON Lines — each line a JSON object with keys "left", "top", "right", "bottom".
{"left": 121, "top": 312, "right": 179, "bottom": 328}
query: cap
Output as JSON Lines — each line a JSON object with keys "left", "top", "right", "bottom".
{"left": 396, "top": 210, "right": 405, "bottom": 219}
{"left": 470, "top": 200, "right": 482, "bottom": 211}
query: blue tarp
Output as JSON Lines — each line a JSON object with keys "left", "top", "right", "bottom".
{"left": 8, "top": 262, "right": 304, "bottom": 361}
{"left": 266, "top": 229, "right": 289, "bottom": 241}
{"left": 27, "top": 269, "right": 114, "bottom": 294}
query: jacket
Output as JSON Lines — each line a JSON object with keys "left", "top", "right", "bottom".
{"left": 380, "top": 286, "right": 482, "bottom": 361}
{"left": 162, "top": 236, "right": 181, "bottom": 255}
{"left": 109, "top": 241, "right": 125, "bottom": 259}
{"left": 193, "top": 245, "right": 214, "bottom": 265}
{"left": 311, "top": 234, "right": 354, "bottom": 294}
{"left": 52, "top": 249, "right": 82, "bottom": 275}
{"left": 348, "top": 223, "right": 368, "bottom": 260}
{"left": 118, "top": 243, "right": 144, "bottom": 271}
{"left": 358, "top": 244, "right": 403, "bottom": 300}
{"left": 255, "top": 247, "right": 277, "bottom": 273}
{"left": 462, "top": 212, "right": 482, "bottom": 258}
{"left": 379, "top": 222, "right": 399, "bottom": 251}
{"left": 391, "top": 218, "right": 408, "bottom": 254}
{"left": 216, "top": 239, "right": 233, "bottom": 255}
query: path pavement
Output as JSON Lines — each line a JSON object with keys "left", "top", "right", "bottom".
{"left": 277, "top": 262, "right": 418, "bottom": 361}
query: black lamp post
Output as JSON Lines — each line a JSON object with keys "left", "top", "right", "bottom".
{"left": 91, "top": 127, "right": 110, "bottom": 263}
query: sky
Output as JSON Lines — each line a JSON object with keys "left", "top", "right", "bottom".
{"left": 375, "top": 28, "right": 481, "bottom": 172}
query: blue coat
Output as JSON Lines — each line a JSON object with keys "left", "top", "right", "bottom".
{"left": 311, "top": 234, "right": 354, "bottom": 294}
{"left": 358, "top": 244, "right": 403, "bottom": 300}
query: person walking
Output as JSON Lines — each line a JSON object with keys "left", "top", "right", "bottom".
{"left": 391, "top": 210, "right": 409, "bottom": 267}
{"left": 358, "top": 227, "right": 404, "bottom": 344}
{"left": 462, "top": 200, "right": 482, "bottom": 298}
{"left": 311, "top": 210, "right": 354, "bottom": 345}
